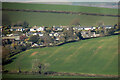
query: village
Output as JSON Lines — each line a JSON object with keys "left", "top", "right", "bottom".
{"left": 2, "top": 24, "right": 119, "bottom": 47}
{"left": 1, "top": 23, "right": 120, "bottom": 63}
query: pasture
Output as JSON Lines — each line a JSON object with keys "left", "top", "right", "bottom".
{"left": 3, "top": 2, "right": 118, "bottom": 15}
{"left": 3, "top": 11, "right": 118, "bottom": 26}
{"left": 4, "top": 35, "right": 118, "bottom": 75}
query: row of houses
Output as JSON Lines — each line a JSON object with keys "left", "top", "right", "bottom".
{"left": 3, "top": 25, "right": 114, "bottom": 42}
{"left": 9, "top": 25, "right": 114, "bottom": 32}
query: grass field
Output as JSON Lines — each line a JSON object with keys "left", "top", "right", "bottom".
{"left": 3, "top": 11, "right": 118, "bottom": 26}
{"left": 3, "top": 2, "right": 118, "bottom": 15}
{"left": 3, "top": 74, "right": 96, "bottom": 78}
{"left": 3, "top": 73, "right": 104, "bottom": 78}
{"left": 3, "top": 35, "right": 118, "bottom": 75}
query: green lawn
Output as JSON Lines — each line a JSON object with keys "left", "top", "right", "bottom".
{"left": 2, "top": 2, "right": 118, "bottom": 15}
{"left": 3, "top": 11, "right": 118, "bottom": 26}
{"left": 3, "top": 35, "right": 118, "bottom": 75}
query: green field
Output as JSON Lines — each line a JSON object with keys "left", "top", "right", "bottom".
{"left": 3, "top": 74, "right": 95, "bottom": 78}
{"left": 2, "top": 2, "right": 118, "bottom": 26}
{"left": 3, "top": 11, "right": 118, "bottom": 26}
{"left": 4, "top": 35, "right": 118, "bottom": 75}
{"left": 3, "top": 2, "right": 118, "bottom": 15}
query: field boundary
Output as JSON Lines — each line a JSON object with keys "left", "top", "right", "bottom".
{"left": 4, "top": 71, "right": 118, "bottom": 78}
{"left": 2, "top": 8, "right": 120, "bottom": 17}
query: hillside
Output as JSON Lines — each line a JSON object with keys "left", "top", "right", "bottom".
{"left": 3, "top": 11, "right": 118, "bottom": 27}
{"left": 2, "top": 2, "right": 118, "bottom": 15}
{"left": 2, "top": 2, "right": 118, "bottom": 26}
{"left": 4, "top": 35, "right": 118, "bottom": 76}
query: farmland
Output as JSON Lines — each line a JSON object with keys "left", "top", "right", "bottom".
{"left": 3, "top": 11, "right": 118, "bottom": 26}
{"left": 2, "top": 2, "right": 118, "bottom": 15}
{"left": 2, "top": 2, "right": 118, "bottom": 26}
{"left": 3, "top": 35, "right": 118, "bottom": 77}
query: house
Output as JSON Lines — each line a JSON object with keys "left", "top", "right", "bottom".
{"left": 101, "top": 25, "right": 113, "bottom": 29}
{"left": 32, "top": 32, "right": 44, "bottom": 36}
{"left": 33, "top": 33, "right": 37, "bottom": 35}
{"left": 73, "top": 27, "right": 84, "bottom": 30}
{"left": 81, "top": 31, "right": 96, "bottom": 38}
{"left": 10, "top": 27, "right": 25, "bottom": 32}
{"left": 53, "top": 26, "right": 63, "bottom": 31}
{"left": 2, "top": 34, "right": 20, "bottom": 41}
{"left": 91, "top": 27, "right": 96, "bottom": 30}
{"left": 13, "top": 34, "right": 20, "bottom": 40}
{"left": 37, "top": 27, "right": 45, "bottom": 32}
{"left": 54, "top": 33, "right": 60, "bottom": 37}
{"left": 7, "top": 34, "right": 14, "bottom": 37}
{"left": 30, "top": 26, "right": 38, "bottom": 32}
{"left": 49, "top": 32, "right": 54, "bottom": 36}
{"left": 27, "top": 32, "right": 34, "bottom": 36}
{"left": 31, "top": 43, "right": 39, "bottom": 47}
{"left": 30, "top": 26, "right": 45, "bottom": 32}
{"left": 61, "top": 26, "right": 70, "bottom": 30}
{"left": 84, "top": 27, "right": 92, "bottom": 30}
{"left": 55, "top": 37, "right": 60, "bottom": 41}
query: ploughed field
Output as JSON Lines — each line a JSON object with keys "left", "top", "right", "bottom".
{"left": 4, "top": 35, "right": 118, "bottom": 75}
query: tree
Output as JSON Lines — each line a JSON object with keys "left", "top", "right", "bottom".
{"left": 75, "top": 31, "right": 83, "bottom": 40}
{"left": 32, "top": 59, "right": 50, "bottom": 74}
{"left": 63, "top": 27, "right": 75, "bottom": 41}
{"left": 114, "top": 24, "right": 120, "bottom": 31}
{"left": 42, "top": 33, "right": 53, "bottom": 46}
{"left": 29, "top": 35, "right": 39, "bottom": 43}
{"left": 2, "top": 26, "right": 12, "bottom": 36}
{"left": 23, "top": 21, "right": 29, "bottom": 28}
{"left": 20, "top": 35, "right": 27, "bottom": 41}
{"left": 2, "top": 46, "right": 11, "bottom": 64}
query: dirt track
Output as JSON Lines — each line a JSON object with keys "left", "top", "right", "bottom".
{"left": 2, "top": 8, "right": 120, "bottom": 17}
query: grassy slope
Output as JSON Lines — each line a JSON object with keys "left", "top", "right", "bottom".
{"left": 2, "top": 2, "right": 118, "bottom": 15}
{"left": 4, "top": 35, "right": 118, "bottom": 75}
{"left": 3, "top": 11, "right": 118, "bottom": 26}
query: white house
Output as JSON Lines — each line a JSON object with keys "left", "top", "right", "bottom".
{"left": 73, "top": 27, "right": 84, "bottom": 30}
{"left": 32, "top": 32, "right": 44, "bottom": 36}
{"left": 10, "top": 27, "right": 25, "bottom": 32}
{"left": 84, "top": 27, "right": 92, "bottom": 30}
{"left": 30, "top": 26, "right": 38, "bottom": 32}
{"left": 33, "top": 33, "right": 37, "bottom": 35}
{"left": 30, "top": 26, "right": 45, "bottom": 32}
{"left": 98, "top": 25, "right": 113, "bottom": 29}
{"left": 92, "top": 27, "right": 96, "bottom": 30}
{"left": 37, "top": 27, "right": 44, "bottom": 32}
{"left": 53, "top": 26, "right": 63, "bottom": 31}
{"left": 105, "top": 26, "right": 113, "bottom": 29}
